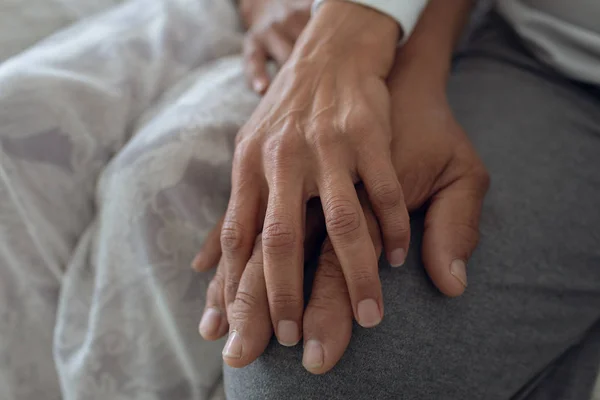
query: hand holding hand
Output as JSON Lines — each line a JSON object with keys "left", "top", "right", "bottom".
{"left": 214, "top": 1, "right": 408, "bottom": 348}
{"left": 194, "top": 50, "right": 489, "bottom": 374}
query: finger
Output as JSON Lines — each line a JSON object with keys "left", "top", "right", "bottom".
{"left": 280, "top": 12, "right": 310, "bottom": 41}
{"left": 243, "top": 35, "right": 270, "bottom": 94}
{"left": 262, "top": 177, "right": 304, "bottom": 347}
{"left": 302, "top": 188, "right": 381, "bottom": 374}
{"left": 422, "top": 169, "right": 490, "bottom": 297}
{"left": 302, "top": 239, "right": 352, "bottom": 374}
{"left": 199, "top": 258, "right": 229, "bottom": 340}
{"left": 318, "top": 168, "right": 383, "bottom": 329}
{"left": 221, "top": 151, "right": 263, "bottom": 308}
{"left": 192, "top": 216, "right": 224, "bottom": 272}
{"left": 360, "top": 155, "right": 411, "bottom": 267}
{"left": 222, "top": 237, "right": 273, "bottom": 368}
{"left": 261, "top": 27, "right": 294, "bottom": 66}
{"left": 357, "top": 186, "right": 384, "bottom": 256}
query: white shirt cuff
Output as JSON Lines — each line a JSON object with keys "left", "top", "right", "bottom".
{"left": 312, "top": 0, "right": 429, "bottom": 44}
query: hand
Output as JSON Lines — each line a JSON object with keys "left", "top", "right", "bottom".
{"left": 239, "top": 0, "right": 312, "bottom": 93}
{"left": 195, "top": 51, "right": 489, "bottom": 373}
{"left": 196, "top": 191, "right": 380, "bottom": 373}
{"left": 218, "top": 1, "right": 408, "bottom": 347}
{"left": 385, "top": 58, "right": 490, "bottom": 297}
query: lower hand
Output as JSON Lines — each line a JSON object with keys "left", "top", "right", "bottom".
{"left": 195, "top": 75, "right": 489, "bottom": 372}
{"left": 239, "top": 0, "right": 312, "bottom": 93}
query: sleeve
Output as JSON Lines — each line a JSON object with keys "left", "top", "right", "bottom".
{"left": 312, "top": 0, "right": 429, "bottom": 44}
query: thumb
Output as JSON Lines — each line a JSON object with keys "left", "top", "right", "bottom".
{"left": 422, "top": 169, "right": 489, "bottom": 297}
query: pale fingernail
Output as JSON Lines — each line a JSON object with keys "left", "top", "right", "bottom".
{"left": 388, "top": 248, "right": 406, "bottom": 267}
{"left": 450, "top": 259, "right": 468, "bottom": 288}
{"left": 190, "top": 254, "right": 202, "bottom": 270}
{"left": 199, "top": 307, "right": 222, "bottom": 338}
{"left": 302, "top": 340, "right": 324, "bottom": 371}
{"left": 357, "top": 299, "right": 381, "bottom": 328}
{"left": 253, "top": 78, "right": 267, "bottom": 93}
{"left": 222, "top": 331, "right": 242, "bottom": 359}
{"left": 277, "top": 320, "right": 300, "bottom": 347}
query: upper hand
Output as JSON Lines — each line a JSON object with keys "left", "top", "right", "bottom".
{"left": 239, "top": 0, "right": 312, "bottom": 93}
{"left": 213, "top": 2, "right": 408, "bottom": 348}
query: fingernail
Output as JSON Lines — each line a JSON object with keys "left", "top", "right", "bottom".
{"left": 277, "top": 320, "right": 300, "bottom": 347}
{"left": 199, "top": 307, "right": 222, "bottom": 338}
{"left": 450, "top": 259, "right": 468, "bottom": 288}
{"left": 191, "top": 254, "right": 202, "bottom": 270}
{"left": 357, "top": 299, "right": 381, "bottom": 328}
{"left": 302, "top": 340, "right": 324, "bottom": 371}
{"left": 253, "top": 78, "right": 267, "bottom": 93}
{"left": 388, "top": 248, "right": 406, "bottom": 267}
{"left": 222, "top": 331, "right": 242, "bottom": 359}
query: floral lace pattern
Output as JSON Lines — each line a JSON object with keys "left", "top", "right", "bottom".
{"left": 0, "top": 0, "right": 258, "bottom": 398}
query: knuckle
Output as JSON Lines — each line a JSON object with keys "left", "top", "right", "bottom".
{"left": 395, "top": 223, "right": 410, "bottom": 237}
{"left": 245, "top": 254, "right": 264, "bottom": 269}
{"left": 234, "top": 290, "right": 260, "bottom": 311}
{"left": 343, "top": 107, "right": 374, "bottom": 134}
{"left": 225, "top": 273, "right": 241, "bottom": 292}
{"left": 243, "top": 35, "right": 260, "bottom": 54}
{"left": 305, "top": 119, "right": 342, "bottom": 151}
{"left": 324, "top": 198, "right": 362, "bottom": 240}
{"left": 265, "top": 131, "right": 297, "bottom": 162}
{"left": 233, "top": 138, "right": 257, "bottom": 166}
{"left": 270, "top": 290, "right": 302, "bottom": 311}
{"left": 346, "top": 267, "right": 377, "bottom": 289}
{"left": 229, "top": 290, "right": 262, "bottom": 321}
{"left": 306, "top": 296, "right": 341, "bottom": 315}
{"left": 382, "top": 208, "right": 410, "bottom": 237}
{"left": 220, "top": 220, "right": 247, "bottom": 253}
{"left": 208, "top": 273, "right": 225, "bottom": 295}
{"left": 309, "top": 284, "right": 349, "bottom": 314}
{"left": 317, "top": 257, "right": 345, "bottom": 281}
{"left": 371, "top": 180, "right": 402, "bottom": 211}
{"left": 262, "top": 221, "right": 296, "bottom": 253}
{"left": 455, "top": 222, "right": 481, "bottom": 247}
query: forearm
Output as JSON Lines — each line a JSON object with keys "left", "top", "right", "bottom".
{"left": 390, "top": 0, "right": 475, "bottom": 93}
{"left": 292, "top": 0, "right": 400, "bottom": 77}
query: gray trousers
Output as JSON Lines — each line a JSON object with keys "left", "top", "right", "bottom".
{"left": 224, "top": 13, "right": 600, "bottom": 400}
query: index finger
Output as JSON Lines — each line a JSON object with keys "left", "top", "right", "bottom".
{"left": 243, "top": 35, "right": 269, "bottom": 94}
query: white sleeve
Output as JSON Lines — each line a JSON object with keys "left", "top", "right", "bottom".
{"left": 312, "top": 0, "right": 429, "bottom": 44}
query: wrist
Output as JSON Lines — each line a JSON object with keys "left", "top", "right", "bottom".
{"left": 388, "top": 56, "right": 450, "bottom": 115}
{"left": 389, "top": 51, "right": 449, "bottom": 97}
{"left": 293, "top": 0, "right": 400, "bottom": 76}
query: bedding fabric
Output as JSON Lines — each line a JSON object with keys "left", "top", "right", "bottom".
{"left": 0, "top": 0, "right": 248, "bottom": 398}
{"left": 0, "top": 0, "right": 599, "bottom": 399}
{"left": 0, "top": 0, "right": 123, "bottom": 63}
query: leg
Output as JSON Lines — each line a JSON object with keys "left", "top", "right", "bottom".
{"left": 0, "top": 0, "right": 242, "bottom": 398}
{"left": 54, "top": 56, "right": 260, "bottom": 399}
{"left": 223, "top": 13, "right": 600, "bottom": 400}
